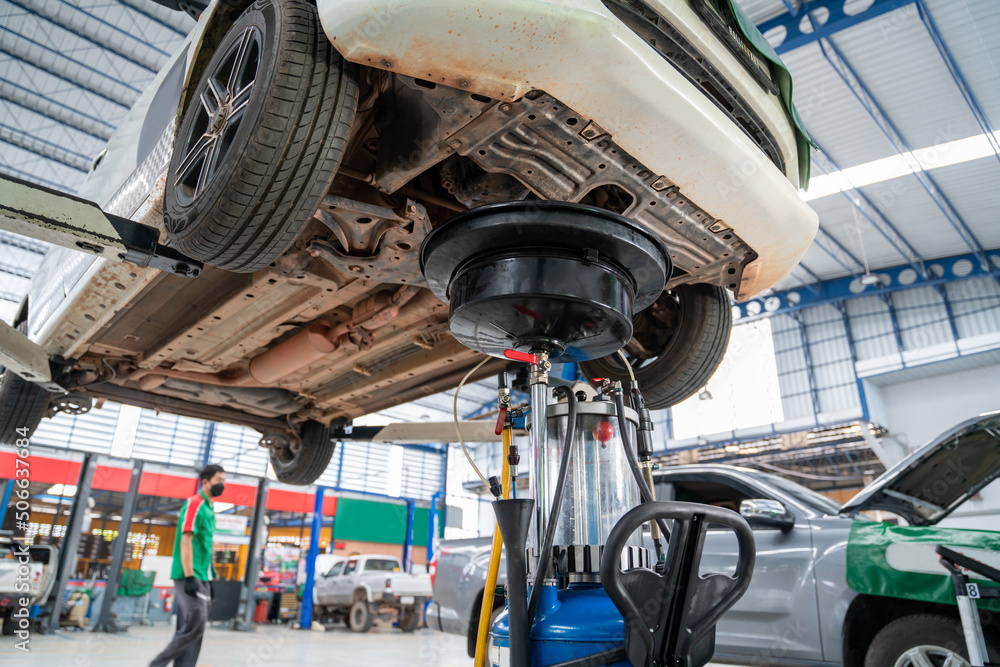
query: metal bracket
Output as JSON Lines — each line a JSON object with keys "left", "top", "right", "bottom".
{"left": 308, "top": 197, "right": 431, "bottom": 285}
{"left": 0, "top": 174, "right": 202, "bottom": 278}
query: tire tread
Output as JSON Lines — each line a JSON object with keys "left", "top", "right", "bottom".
{"left": 166, "top": 0, "right": 358, "bottom": 273}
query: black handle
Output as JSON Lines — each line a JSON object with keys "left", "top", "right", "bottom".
{"left": 600, "top": 501, "right": 756, "bottom": 667}
{"left": 936, "top": 545, "right": 1000, "bottom": 584}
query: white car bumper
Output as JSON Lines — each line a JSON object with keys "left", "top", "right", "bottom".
{"left": 316, "top": 0, "right": 817, "bottom": 299}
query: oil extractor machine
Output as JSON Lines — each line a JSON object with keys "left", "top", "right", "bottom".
{"left": 421, "top": 201, "right": 756, "bottom": 667}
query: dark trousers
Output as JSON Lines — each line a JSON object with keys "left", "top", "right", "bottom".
{"left": 149, "top": 579, "right": 212, "bottom": 667}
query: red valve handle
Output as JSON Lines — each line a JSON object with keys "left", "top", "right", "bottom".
{"left": 503, "top": 349, "right": 539, "bottom": 365}
{"left": 495, "top": 406, "right": 508, "bottom": 435}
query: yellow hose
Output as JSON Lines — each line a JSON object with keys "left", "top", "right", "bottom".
{"left": 474, "top": 423, "right": 513, "bottom": 667}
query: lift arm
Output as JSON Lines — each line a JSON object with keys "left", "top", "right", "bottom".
{"left": 0, "top": 174, "right": 201, "bottom": 278}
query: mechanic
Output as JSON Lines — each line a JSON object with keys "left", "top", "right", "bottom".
{"left": 149, "top": 464, "right": 226, "bottom": 667}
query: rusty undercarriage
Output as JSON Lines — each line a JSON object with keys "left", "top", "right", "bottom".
{"left": 58, "top": 72, "right": 754, "bottom": 442}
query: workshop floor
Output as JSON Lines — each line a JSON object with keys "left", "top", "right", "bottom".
{"left": 2, "top": 622, "right": 738, "bottom": 666}
{"left": 0, "top": 623, "right": 471, "bottom": 666}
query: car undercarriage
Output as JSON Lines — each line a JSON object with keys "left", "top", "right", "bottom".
{"left": 55, "top": 70, "right": 760, "bottom": 435}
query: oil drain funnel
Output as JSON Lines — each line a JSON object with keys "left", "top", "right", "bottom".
{"left": 492, "top": 498, "right": 535, "bottom": 667}
{"left": 420, "top": 202, "right": 671, "bottom": 362}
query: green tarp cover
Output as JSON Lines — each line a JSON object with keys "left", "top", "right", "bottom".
{"left": 847, "top": 521, "right": 1000, "bottom": 611}
{"left": 723, "top": 0, "right": 814, "bottom": 188}
{"left": 117, "top": 569, "right": 155, "bottom": 597}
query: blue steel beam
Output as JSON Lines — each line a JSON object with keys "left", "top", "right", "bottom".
{"left": 52, "top": 0, "right": 173, "bottom": 58}
{"left": 0, "top": 124, "right": 92, "bottom": 171}
{"left": 0, "top": 229, "right": 47, "bottom": 254}
{"left": 812, "top": 226, "right": 867, "bottom": 277}
{"left": 5, "top": 0, "right": 161, "bottom": 74}
{"left": 298, "top": 486, "right": 325, "bottom": 630}
{"left": 758, "top": 0, "right": 917, "bottom": 55}
{"left": 818, "top": 38, "right": 989, "bottom": 270}
{"left": 737, "top": 249, "right": 1000, "bottom": 321}
{"left": 778, "top": 0, "right": 799, "bottom": 17}
{"left": 811, "top": 142, "right": 926, "bottom": 277}
{"left": 0, "top": 25, "right": 143, "bottom": 96}
{"left": 115, "top": 0, "right": 190, "bottom": 38}
{"left": 0, "top": 164, "right": 71, "bottom": 191}
{"left": 0, "top": 76, "right": 115, "bottom": 141}
{"left": 0, "top": 46, "right": 134, "bottom": 110}
{"left": 788, "top": 264, "right": 821, "bottom": 295}
{"left": 915, "top": 0, "right": 1000, "bottom": 167}
{"left": 789, "top": 311, "right": 822, "bottom": 424}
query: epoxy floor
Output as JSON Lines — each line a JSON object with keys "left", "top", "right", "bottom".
{"left": 1, "top": 622, "right": 737, "bottom": 666}
{"left": 0, "top": 622, "right": 472, "bottom": 666}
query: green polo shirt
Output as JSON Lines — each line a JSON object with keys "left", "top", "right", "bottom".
{"left": 171, "top": 490, "right": 217, "bottom": 581}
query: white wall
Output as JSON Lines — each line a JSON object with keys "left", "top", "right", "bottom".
{"left": 879, "top": 361, "right": 1000, "bottom": 448}
{"left": 873, "top": 359, "right": 1000, "bottom": 530}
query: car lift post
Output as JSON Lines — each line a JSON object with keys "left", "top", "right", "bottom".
{"left": 94, "top": 459, "right": 143, "bottom": 632}
{"left": 298, "top": 486, "right": 325, "bottom": 630}
{"left": 235, "top": 477, "right": 268, "bottom": 632}
{"left": 0, "top": 480, "right": 12, "bottom": 528}
{"left": 47, "top": 453, "right": 95, "bottom": 632}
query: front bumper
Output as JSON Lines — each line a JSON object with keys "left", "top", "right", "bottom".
{"left": 316, "top": 0, "right": 817, "bottom": 299}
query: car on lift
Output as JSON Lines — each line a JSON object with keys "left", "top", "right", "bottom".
{"left": 312, "top": 554, "right": 431, "bottom": 632}
{"left": 0, "top": 0, "right": 817, "bottom": 484}
{"left": 429, "top": 412, "right": 1000, "bottom": 666}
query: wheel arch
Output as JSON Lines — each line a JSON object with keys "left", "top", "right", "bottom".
{"left": 466, "top": 586, "right": 505, "bottom": 658}
{"left": 841, "top": 594, "right": 963, "bottom": 667}
{"left": 177, "top": 0, "right": 256, "bottom": 121}
{"left": 352, "top": 584, "right": 373, "bottom": 603}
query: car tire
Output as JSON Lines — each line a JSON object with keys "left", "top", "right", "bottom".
{"left": 580, "top": 283, "right": 731, "bottom": 409}
{"left": 268, "top": 420, "right": 335, "bottom": 485}
{"left": 0, "top": 322, "right": 52, "bottom": 445}
{"left": 163, "top": 0, "right": 358, "bottom": 273}
{"left": 864, "top": 614, "right": 999, "bottom": 667}
{"left": 467, "top": 598, "right": 504, "bottom": 658}
{"left": 1, "top": 609, "right": 15, "bottom": 636}
{"left": 348, "top": 599, "right": 374, "bottom": 633}
{"left": 398, "top": 606, "right": 420, "bottom": 633}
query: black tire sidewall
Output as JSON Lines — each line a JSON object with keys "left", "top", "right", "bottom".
{"left": 580, "top": 283, "right": 732, "bottom": 409}
{"left": 864, "top": 614, "right": 989, "bottom": 667}
{"left": 269, "top": 421, "right": 334, "bottom": 485}
{"left": 0, "top": 322, "right": 51, "bottom": 445}
{"left": 398, "top": 606, "right": 419, "bottom": 632}
{"left": 349, "top": 600, "right": 372, "bottom": 632}
{"left": 165, "top": 1, "right": 278, "bottom": 239}
{"left": 269, "top": 421, "right": 333, "bottom": 484}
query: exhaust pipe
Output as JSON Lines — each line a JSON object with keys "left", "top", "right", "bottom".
{"left": 492, "top": 498, "right": 534, "bottom": 667}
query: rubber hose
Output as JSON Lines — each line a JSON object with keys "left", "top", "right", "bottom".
{"left": 525, "top": 386, "right": 576, "bottom": 626}
{"left": 614, "top": 390, "right": 671, "bottom": 540}
{"left": 473, "top": 424, "right": 513, "bottom": 667}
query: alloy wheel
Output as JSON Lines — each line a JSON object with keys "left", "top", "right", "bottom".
{"left": 893, "top": 645, "right": 971, "bottom": 667}
{"left": 173, "top": 26, "right": 261, "bottom": 207}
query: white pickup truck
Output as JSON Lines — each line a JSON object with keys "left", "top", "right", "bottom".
{"left": 313, "top": 554, "right": 431, "bottom": 632}
{"left": 0, "top": 540, "right": 56, "bottom": 636}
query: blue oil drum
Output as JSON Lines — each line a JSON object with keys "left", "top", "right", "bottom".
{"left": 488, "top": 583, "right": 630, "bottom": 667}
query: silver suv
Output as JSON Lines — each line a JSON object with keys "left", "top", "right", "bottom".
{"left": 428, "top": 412, "right": 1000, "bottom": 666}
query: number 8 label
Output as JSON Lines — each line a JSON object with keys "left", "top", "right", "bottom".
{"left": 966, "top": 583, "right": 980, "bottom": 599}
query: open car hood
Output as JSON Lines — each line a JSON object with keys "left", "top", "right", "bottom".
{"left": 840, "top": 411, "right": 1000, "bottom": 526}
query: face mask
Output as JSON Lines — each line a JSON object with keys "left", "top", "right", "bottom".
{"left": 210, "top": 482, "right": 225, "bottom": 497}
